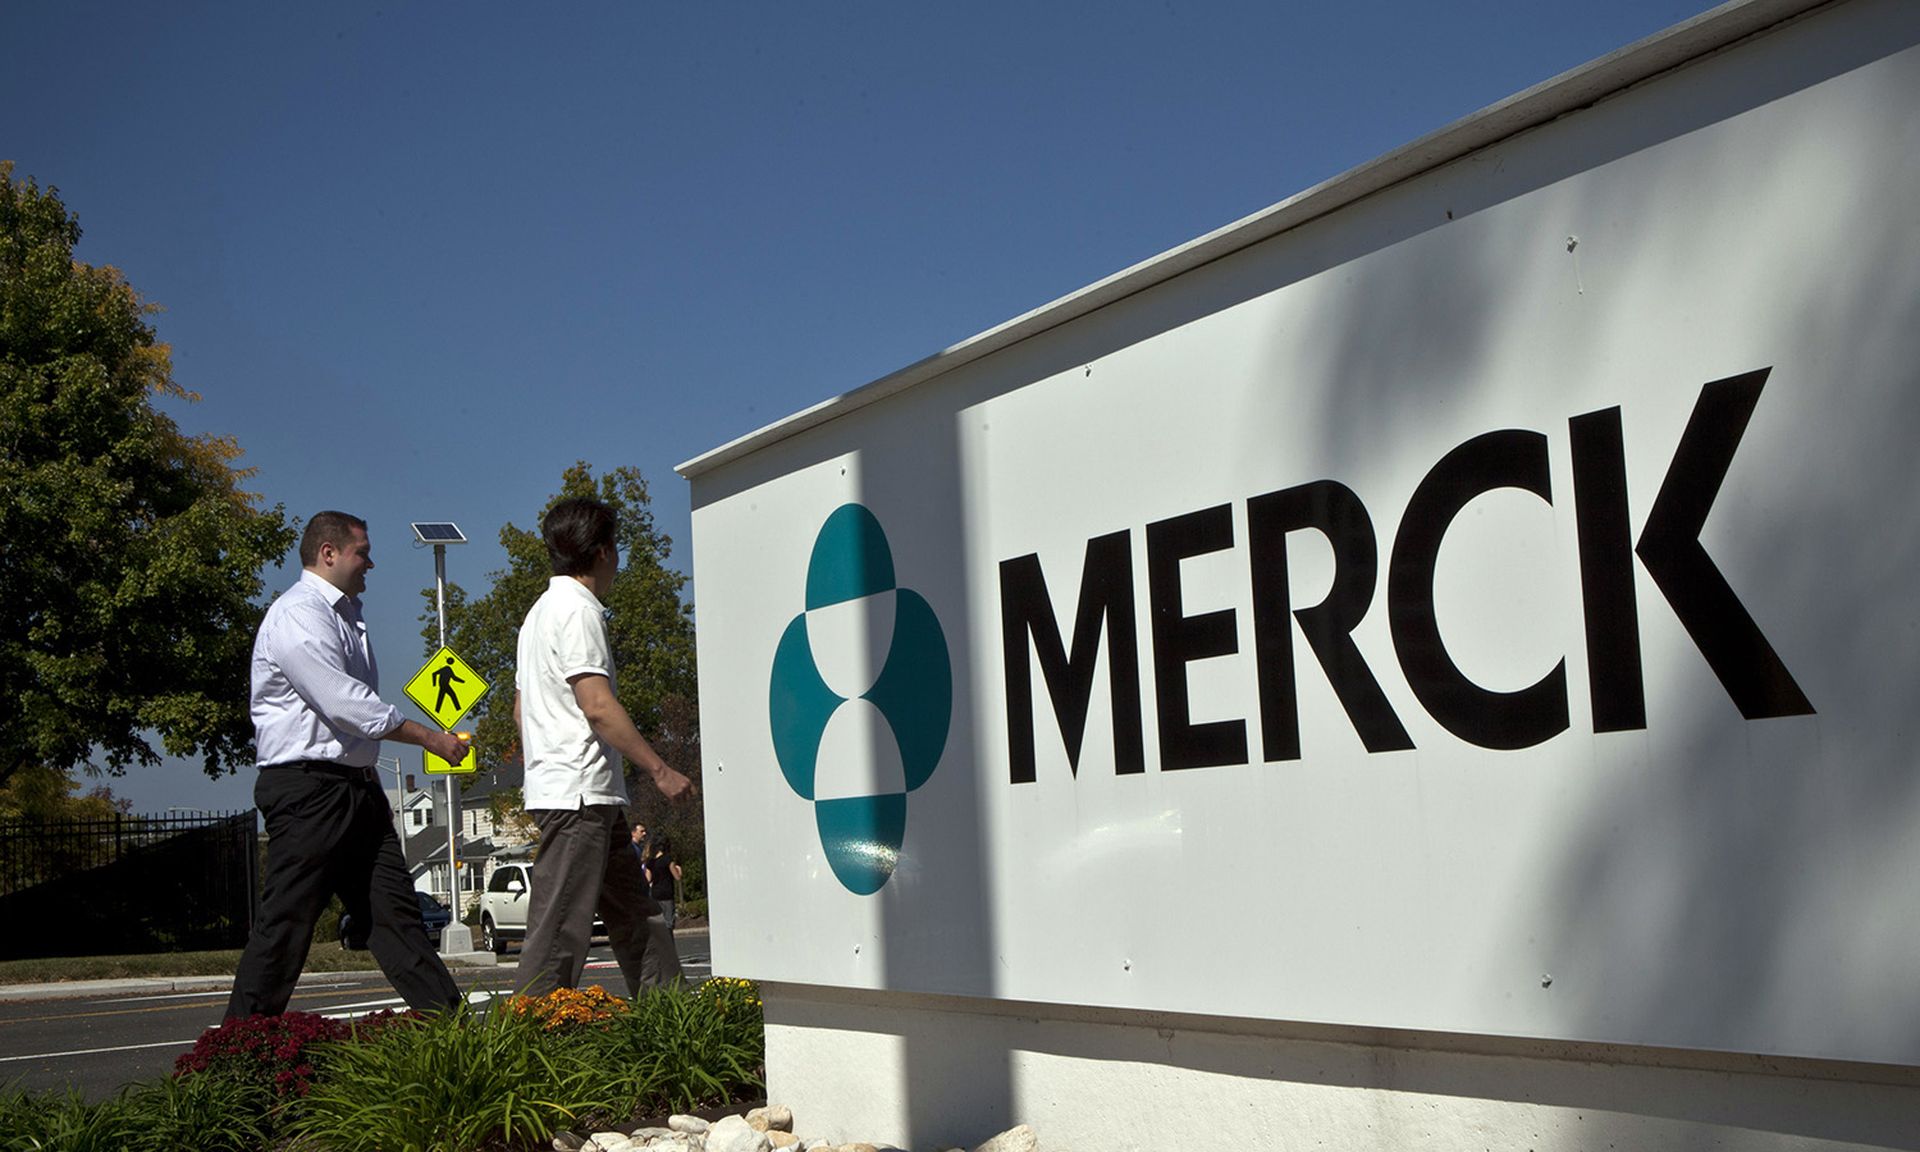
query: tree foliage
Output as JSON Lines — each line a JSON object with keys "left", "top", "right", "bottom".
{"left": 0, "top": 163, "right": 296, "bottom": 788}
{"left": 0, "top": 764, "right": 127, "bottom": 822}
{"left": 424, "top": 463, "right": 701, "bottom": 860}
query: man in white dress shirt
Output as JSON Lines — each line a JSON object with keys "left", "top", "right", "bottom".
{"left": 226, "top": 511, "right": 474, "bottom": 1019}
{"left": 514, "top": 496, "right": 694, "bottom": 997}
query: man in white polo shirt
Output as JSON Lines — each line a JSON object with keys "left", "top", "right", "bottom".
{"left": 515, "top": 496, "right": 695, "bottom": 997}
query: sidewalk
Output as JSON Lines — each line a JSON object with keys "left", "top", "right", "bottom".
{"left": 0, "top": 926, "right": 709, "bottom": 1004}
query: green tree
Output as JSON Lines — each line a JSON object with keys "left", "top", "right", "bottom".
{"left": 425, "top": 463, "right": 701, "bottom": 868}
{"left": 0, "top": 764, "right": 126, "bottom": 822}
{"left": 0, "top": 163, "right": 295, "bottom": 789}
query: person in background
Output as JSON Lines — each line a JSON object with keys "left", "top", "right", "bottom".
{"left": 643, "top": 833, "right": 684, "bottom": 929}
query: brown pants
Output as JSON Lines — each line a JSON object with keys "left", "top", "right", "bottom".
{"left": 517, "top": 804, "right": 681, "bottom": 998}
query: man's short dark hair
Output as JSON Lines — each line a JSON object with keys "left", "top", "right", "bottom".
{"left": 300, "top": 511, "right": 368, "bottom": 567}
{"left": 543, "top": 497, "right": 617, "bottom": 576}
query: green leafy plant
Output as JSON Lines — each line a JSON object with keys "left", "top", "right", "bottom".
{"left": 0, "top": 1076, "right": 269, "bottom": 1152}
{"left": 0, "top": 1087, "right": 123, "bottom": 1152}
{"left": 577, "top": 978, "right": 765, "bottom": 1117}
{"left": 287, "top": 998, "right": 612, "bottom": 1152}
{"left": 113, "top": 1074, "right": 274, "bottom": 1152}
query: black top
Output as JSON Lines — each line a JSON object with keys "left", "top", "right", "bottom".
{"left": 647, "top": 850, "right": 675, "bottom": 901}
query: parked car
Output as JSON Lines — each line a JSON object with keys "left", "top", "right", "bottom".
{"left": 478, "top": 861, "right": 604, "bottom": 954}
{"left": 339, "top": 891, "right": 453, "bottom": 949}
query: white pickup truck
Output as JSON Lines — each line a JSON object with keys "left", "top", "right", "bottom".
{"left": 478, "top": 861, "right": 605, "bottom": 954}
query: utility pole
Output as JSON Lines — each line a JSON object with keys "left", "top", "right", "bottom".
{"left": 375, "top": 755, "right": 405, "bottom": 842}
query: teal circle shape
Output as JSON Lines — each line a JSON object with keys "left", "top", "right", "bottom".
{"left": 769, "top": 503, "right": 952, "bottom": 895}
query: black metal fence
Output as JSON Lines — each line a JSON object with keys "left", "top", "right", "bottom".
{"left": 0, "top": 811, "right": 258, "bottom": 959}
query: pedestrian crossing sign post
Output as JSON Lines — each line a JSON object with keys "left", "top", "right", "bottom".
{"left": 404, "top": 646, "right": 489, "bottom": 730}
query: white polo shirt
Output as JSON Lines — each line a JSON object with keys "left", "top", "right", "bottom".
{"left": 516, "top": 576, "right": 628, "bottom": 810}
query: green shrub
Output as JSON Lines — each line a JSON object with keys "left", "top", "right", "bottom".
{"left": 574, "top": 978, "right": 764, "bottom": 1117}
{"left": 287, "top": 998, "right": 611, "bottom": 1152}
{"left": 0, "top": 1087, "right": 121, "bottom": 1152}
{"left": 0, "top": 1077, "right": 269, "bottom": 1152}
{"left": 312, "top": 892, "right": 347, "bottom": 944}
{"left": 113, "top": 1075, "right": 274, "bottom": 1152}
{"left": 678, "top": 897, "right": 708, "bottom": 921}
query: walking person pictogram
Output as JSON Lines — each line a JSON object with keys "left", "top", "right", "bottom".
{"left": 431, "top": 655, "right": 465, "bottom": 714}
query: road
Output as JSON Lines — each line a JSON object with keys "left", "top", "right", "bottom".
{"left": 0, "top": 932, "right": 711, "bottom": 1102}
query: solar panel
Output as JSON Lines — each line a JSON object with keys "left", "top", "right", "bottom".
{"left": 411, "top": 522, "right": 468, "bottom": 544}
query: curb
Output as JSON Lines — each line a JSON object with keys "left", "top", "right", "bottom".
{"left": 0, "top": 926, "right": 712, "bottom": 1004}
{"left": 0, "top": 969, "right": 330, "bottom": 1005}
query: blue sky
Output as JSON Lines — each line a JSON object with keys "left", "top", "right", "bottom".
{"left": 2, "top": 0, "right": 1708, "bottom": 813}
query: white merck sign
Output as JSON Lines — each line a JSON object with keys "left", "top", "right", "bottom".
{"left": 687, "top": 0, "right": 1920, "bottom": 1074}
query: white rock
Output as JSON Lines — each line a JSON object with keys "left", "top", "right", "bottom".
{"left": 747, "top": 1104, "right": 795, "bottom": 1133}
{"left": 591, "top": 1135, "right": 635, "bottom": 1152}
{"left": 970, "top": 1125, "right": 1039, "bottom": 1152}
{"left": 669, "top": 1115, "right": 712, "bottom": 1135}
{"left": 707, "top": 1114, "right": 773, "bottom": 1152}
{"left": 767, "top": 1132, "right": 799, "bottom": 1149}
{"left": 554, "top": 1134, "right": 590, "bottom": 1152}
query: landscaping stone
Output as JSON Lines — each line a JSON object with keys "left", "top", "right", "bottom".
{"left": 669, "top": 1114, "right": 712, "bottom": 1134}
{"left": 747, "top": 1104, "right": 794, "bottom": 1132}
{"left": 555, "top": 1135, "right": 591, "bottom": 1152}
{"left": 971, "top": 1125, "right": 1039, "bottom": 1152}
{"left": 766, "top": 1131, "right": 798, "bottom": 1148}
{"left": 708, "top": 1113, "right": 773, "bottom": 1152}
{"left": 590, "top": 1132, "right": 635, "bottom": 1152}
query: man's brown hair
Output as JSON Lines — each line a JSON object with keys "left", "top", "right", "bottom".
{"left": 300, "top": 511, "right": 368, "bottom": 567}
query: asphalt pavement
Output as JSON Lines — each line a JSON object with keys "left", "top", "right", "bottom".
{"left": 0, "top": 928, "right": 710, "bottom": 1102}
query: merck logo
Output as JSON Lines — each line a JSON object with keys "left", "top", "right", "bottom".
{"left": 769, "top": 504, "right": 953, "bottom": 895}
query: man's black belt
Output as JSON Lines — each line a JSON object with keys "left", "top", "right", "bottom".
{"left": 269, "top": 760, "right": 378, "bottom": 783}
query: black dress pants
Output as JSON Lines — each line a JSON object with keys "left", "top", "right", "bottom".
{"left": 226, "top": 763, "right": 460, "bottom": 1018}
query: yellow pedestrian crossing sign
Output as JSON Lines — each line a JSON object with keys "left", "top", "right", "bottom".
{"left": 405, "top": 646, "right": 489, "bottom": 730}
{"left": 425, "top": 744, "right": 477, "bottom": 775}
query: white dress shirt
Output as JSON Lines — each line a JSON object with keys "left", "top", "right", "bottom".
{"left": 250, "top": 570, "right": 403, "bottom": 768}
{"left": 517, "top": 576, "right": 627, "bottom": 809}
